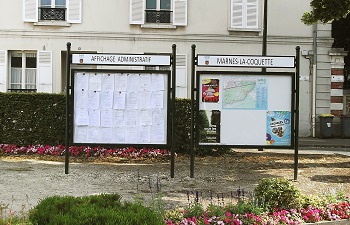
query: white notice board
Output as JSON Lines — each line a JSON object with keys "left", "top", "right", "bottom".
{"left": 197, "top": 72, "right": 294, "bottom": 147}
{"left": 72, "top": 70, "right": 169, "bottom": 145}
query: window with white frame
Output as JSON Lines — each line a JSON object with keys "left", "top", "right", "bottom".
{"left": 39, "top": 0, "right": 66, "bottom": 21}
{"left": 130, "top": 0, "right": 187, "bottom": 26}
{"left": 145, "top": 0, "right": 171, "bottom": 23}
{"left": 230, "top": 0, "right": 258, "bottom": 30}
{"left": 9, "top": 52, "right": 37, "bottom": 92}
{"left": 23, "top": 0, "right": 82, "bottom": 24}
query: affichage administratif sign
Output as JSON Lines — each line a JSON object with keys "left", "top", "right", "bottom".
{"left": 72, "top": 53, "right": 171, "bottom": 66}
{"left": 197, "top": 55, "right": 295, "bottom": 68}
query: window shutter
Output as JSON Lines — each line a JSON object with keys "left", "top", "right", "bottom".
{"left": 231, "top": 0, "right": 243, "bottom": 28}
{"left": 37, "top": 51, "right": 53, "bottom": 93}
{"left": 67, "top": 0, "right": 82, "bottom": 23}
{"left": 0, "top": 50, "right": 8, "bottom": 92}
{"left": 130, "top": 0, "right": 144, "bottom": 24}
{"left": 175, "top": 54, "right": 187, "bottom": 98}
{"left": 173, "top": 0, "right": 187, "bottom": 26}
{"left": 23, "top": 0, "right": 38, "bottom": 22}
{"left": 246, "top": 0, "right": 258, "bottom": 28}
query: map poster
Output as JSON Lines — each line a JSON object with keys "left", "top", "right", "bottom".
{"left": 223, "top": 77, "right": 267, "bottom": 110}
{"left": 266, "top": 111, "right": 291, "bottom": 146}
{"left": 198, "top": 110, "right": 221, "bottom": 143}
{"left": 202, "top": 78, "right": 220, "bottom": 102}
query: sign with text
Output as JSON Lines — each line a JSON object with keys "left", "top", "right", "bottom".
{"left": 197, "top": 55, "right": 295, "bottom": 68}
{"left": 72, "top": 53, "right": 171, "bottom": 66}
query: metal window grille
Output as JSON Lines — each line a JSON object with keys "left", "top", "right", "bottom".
{"left": 145, "top": 10, "right": 172, "bottom": 23}
{"left": 39, "top": 7, "right": 66, "bottom": 20}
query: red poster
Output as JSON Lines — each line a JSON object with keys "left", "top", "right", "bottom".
{"left": 202, "top": 79, "right": 219, "bottom": 102}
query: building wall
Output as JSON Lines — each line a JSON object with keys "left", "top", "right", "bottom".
{"left": 0, "top": 0, "right": 335, "bottom": 137}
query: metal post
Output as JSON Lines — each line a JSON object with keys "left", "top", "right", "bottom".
{"left": 171, "top": 44, "right": 176, "bottom": 178}
{"left": 262, "top": 0, "right": 268, "bottom": 57}
{"left": 258, "top": 0, "right": 268, "bottom": 152}
{"left": 294, "top": 46, "right": 300, "bottom": 180}
{"left": 190, "top": 44, "right": 196, "bottom": 178}
{"left": 65, "top": 42, "right": 71, "bottom": 174}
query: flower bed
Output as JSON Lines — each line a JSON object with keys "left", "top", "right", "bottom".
{"left": 0, "top": 144, "right": 172, "bottom": 159}
{"left": 164, "top": 200, "right": 350, "bottom": 225}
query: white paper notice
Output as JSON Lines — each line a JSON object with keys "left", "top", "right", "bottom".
{"left": 113, "top": 126, "right": 125, "bottom": 143}
{"left": 151, "top": 74, "right": 165, "bottom": 91}
{"left": 125, "top": 126, "right": 138, "bottom": 143}
{"left": 126, "top": 91, "right": 138, "bottom": 109}
{"left": 138, "top": 91, "right": 151, "bottom": 109}
{"left": 125, "top": 110, "right": 138, "bottom": 126}
{"left": 88, "top": 91, "right": 100, "bottom": 109}
{"left": 113, "top": 91, "right": 126, "bottom": 109}
{"left": 89, "top": 73, "right": 102, "bottom": 91}
{"left": 74, "top": 126, "right": 87, "bottom": 143}
{"left": 101, "top": 109, "right": 113, "bottom": 127}
{"left": 75, "top": 108, "right": 89, "bottom": 126}
{"left": 100, "top": 127, "right": 113, "bottom": 143}
{"left": 139, "top": 125, "right": 151, "bottom": 143}
{"left": 152, "top": 109, "right": 165, "bottom": 125}
{"left": 76, "top": 73, "right": 89, "bottom": 91}
{"left": 140, "top": 74, "right": 151, "bottom": 90}
{"left": 127, "top": 74, "right": 140, "bottom": 91}
{"left": 75, "top": 89, "right": 89, "bottom": 109}
{"left": 115, "top": 73, "right": 127, "bottom": 91}
{"left": 89, "top": 109, "right": 101, "bottom": 127}
{"left": 88, "top": 127, "right": 101, "bottom": 143}
{"left": 100, "top": 90, "right": 113, "bottom": 109}
{"left": 113, "top": 110, "right": 125, "bottom": 126}
{"left": 151, "top": 91, "right": 164, "bottom": 109}
{"left": 151, "top": 123, "right": 165, "bottom": 143}
{"left": 140, "top": 110, "right": 152, "bottom": 126}
{"left": 102, "top": 73, "right": 115, "bottom": 91}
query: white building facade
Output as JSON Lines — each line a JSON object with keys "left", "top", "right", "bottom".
{"left": 0, "top": 0, "right": 344, "bottom": 137}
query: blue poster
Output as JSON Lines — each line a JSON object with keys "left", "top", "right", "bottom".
{"left": 266, "top": 111, "right": 291, "bottom": 146}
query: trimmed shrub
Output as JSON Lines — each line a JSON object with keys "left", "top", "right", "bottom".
{"left": 28, "top": 193, "right": 164, "bottom": 225}
{"left": 254, "top": 178, "right": 304, "bottom": 212}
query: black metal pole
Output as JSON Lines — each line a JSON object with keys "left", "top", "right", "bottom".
{"left": 294, "top": 46, "right": 300, "bottom": 180}
{"left": 262, "top": 0, "right": 268, "bottom": 57}
{"left": 259, "top": 0, "right": 268, "bottom": 152}
{"left": 261, "top": 0, "right": 267, "bottom": 77}
{"left": 190, "top": 44, "right": 196, "bottom": 178}
{"left": 65, "top": 42, "right": 71, "bottom": 174}
{"left": 171, "top": 44, "right": 176, "bottom": 178}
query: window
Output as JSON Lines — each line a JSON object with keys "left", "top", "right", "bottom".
{"left": 9, "top": 52, "right": 37, "bottom": 92}
{"left": 145, "top": 0, "right": 172, "bottom": 23}
{"left": 23, "top": 0, "right": 82, "bottom": 24}
{"left": 130, "top": 0, "right": 187, "bottom": 26}
{"left": 39, "top": 0, "right": 67, "bottom": 21}
{"left": 231, "top": 0, "right": 258, "bottom": 30}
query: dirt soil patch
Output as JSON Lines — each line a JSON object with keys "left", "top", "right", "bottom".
{"left": 1, "top": 149, "right": 350, "bottom": 215}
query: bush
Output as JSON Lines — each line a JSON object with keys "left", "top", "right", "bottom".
{"left": 254, "top": 178, "right": 304, "bottom": 212}
{"left": 28, "top": 193, "right": 164, "bottom": 225}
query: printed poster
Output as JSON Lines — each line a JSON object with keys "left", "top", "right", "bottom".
{"left": 266, "top": 111, "right": 291, "bottom": 146}
{"left": 198, "top": 110, "right": 221, "bottom": 144}
{"left": 202, "top": 78, "right": 219, "bottom": 102}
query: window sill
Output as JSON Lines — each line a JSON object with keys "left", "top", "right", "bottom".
{"left": 34, "top": 21, "right": 71, "bottom": 27}
{"left": 228, "top": 28, "right": 261, "bottom": 36}
{"left": 141, "top": 23, "right": 176, "bottom": 29}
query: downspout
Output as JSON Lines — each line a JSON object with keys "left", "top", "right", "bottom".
{"left": 312, "top": 24, "right": 317, "bottom": 137}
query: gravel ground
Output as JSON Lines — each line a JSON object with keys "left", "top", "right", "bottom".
{"left": 1, "top": 149, "right": 350, "bottom": 217}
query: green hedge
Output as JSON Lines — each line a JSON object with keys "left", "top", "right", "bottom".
{"left": 0, "top": 93, "right": 66, "bottom": 146}
{"left": 0, "top": 93, "right": 192, "bottom": 153}
{"left": 28, "top": 194, "right": 164, "bottom": 225}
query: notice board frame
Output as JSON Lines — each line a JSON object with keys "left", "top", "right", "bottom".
{"left": 195, "top": 71, "right": 296, "bottom": 149}
{"left": 189, "top": 45, "right": 301, "bottom": 179}
{"left": 70, "top": 69, "right": 171, "bottom": 148}
{"left": 65, "top": 43, "right": 177, "bottom": 176}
